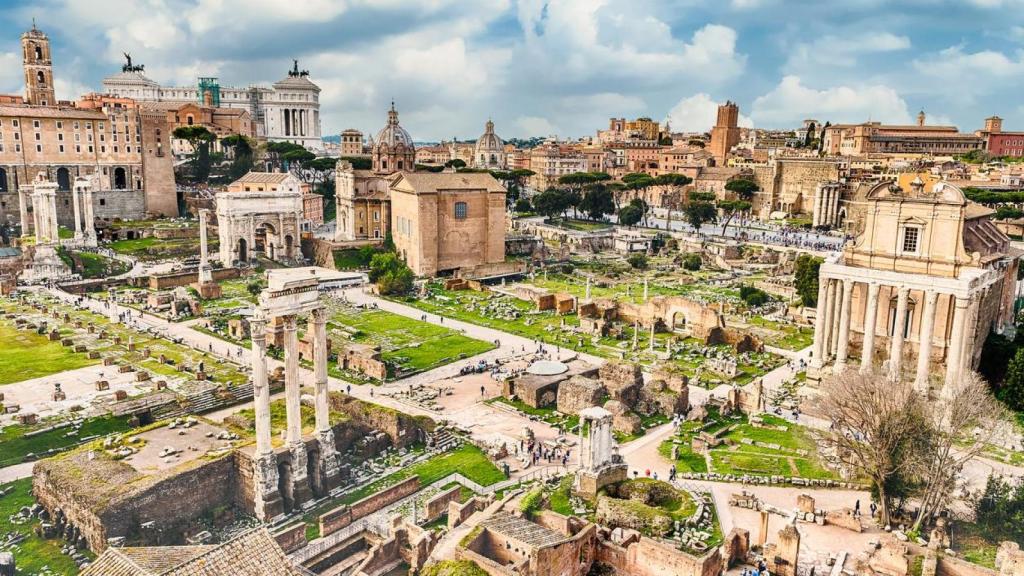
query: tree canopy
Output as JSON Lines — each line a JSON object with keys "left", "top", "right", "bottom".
{"left": 724, "top": 178, "right": 760, "bottom": 201}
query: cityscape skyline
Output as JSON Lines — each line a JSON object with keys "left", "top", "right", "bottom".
{"left": 1, "top": 0, "right": 1023, "bottom": 140}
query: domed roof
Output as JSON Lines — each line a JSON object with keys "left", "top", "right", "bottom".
{"left": 375, "top": 103, "right": 413, "bottom": 149}
{"left": 475, "top": 119, "right": 503, "bottom": 154}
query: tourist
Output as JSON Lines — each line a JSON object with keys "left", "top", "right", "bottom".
{"left": 854, "top": 499, "right": 861, "bottom": 518}
{"left": 645, "top": 468, "right": 650, "bottom": 477}
{"left": 870, "top": 501, "right": 877, "bottom": 518}
{"left": 480, "top": 385, "right": 485, "bottom": 397}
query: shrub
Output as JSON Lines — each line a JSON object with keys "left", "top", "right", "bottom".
{"left": 682, "top": 253, "right": 701, "bottom": 271}
{"left": 520, "top": 486, "right": 545, "bottom": 518}
{"left": 739, "top": 285, "right": 771, "bottom": 307}
{"left": 627, "top": 253, "right": 648, "bottom": 269}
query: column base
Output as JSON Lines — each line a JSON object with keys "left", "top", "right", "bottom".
{"left": 289, "top": 441, "right": 313, "bottom": 508}
{"left": 253, "top": 453, "right": 284, "bottom": 522}
{"left": 832, "top": 361, "right": 847, "bottom": 375}
{"left": 316, "top": 429, "right": 343, "bottom": 493}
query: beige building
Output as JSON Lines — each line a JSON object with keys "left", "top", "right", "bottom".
{"left": 822, "top": 113, "right": 984, "bottom": 156}
{"left": 339, "top": 128, "right": 364, "bottom": 156}
{"left": 528, "top": 142, "right": 587, "bottom": 190}
{"left": 390, "top": 171, "right": 506, "bottom": 276}
{"left": 811, "top": 176, "right": 1019, "bottom": 397}
{"left": 0, "top": 25, "right": 176, "bottom": 225}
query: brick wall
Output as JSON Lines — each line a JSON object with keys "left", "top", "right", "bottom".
{"left": 320, "top": 476, "right": 420, "bottom": 537}
{"left": 423, "top": 486, "right": 462, "bottom": 523}
{"left": 148, "top": 267, "right": 239, "bottom": 290}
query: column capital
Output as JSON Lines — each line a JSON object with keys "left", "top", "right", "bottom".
{"left": 896, "top": 286, "right": 910, "bottom": 298}
{"left": 283, "top": 315, "right": 298, "bottom": 331}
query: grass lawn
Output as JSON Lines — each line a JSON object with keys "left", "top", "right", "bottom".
{"left": 327, "top": 304, "right": 495, "bottom": 379}
{"left": 551, "top": 218, "right": 613, "bottom": 232}
{"left": 0, "top": 322, "right": 99, "bottom": 385}
{"left": 0, "top": 415, "right": 135, "bottom": 468}
{"left": 659, "top": 411, "right": 839, "bottom": 480}
{"left": 108, "top": 236, "right": 215, "bottom": 262}
{"left": 302, "top": 443, "right": 504, "bottom": 539}
{"left": 0, "top": 478, "right": 89, "bottom": 574}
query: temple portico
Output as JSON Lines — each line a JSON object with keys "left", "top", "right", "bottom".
{"left": 811, "top": 259, "right": 1001, "bottom": 395}
{"left": 249, "top": 270, "right": 340, "bottom": 521}
{"left": 809, "top": 176, "right": 1019, "bottom": 397}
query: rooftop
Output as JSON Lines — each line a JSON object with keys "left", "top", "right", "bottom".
{"left": 482, "top": 513, "right": 568, "bottom": 549}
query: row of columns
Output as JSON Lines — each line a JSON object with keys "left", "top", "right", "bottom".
{"left": 249, "top": 307, "right": 339, "bottom": 521}
{"left": 283, "top": 108, "right": 309, "bottom": 138}
{"left": 812, "top": 183, "right": 842, "bottom": 228}
{"left": 811, "top": 275, "right": 983, "bottom": 395}
{"left": 70, "top": 178, "right": 97, "bottom": 247}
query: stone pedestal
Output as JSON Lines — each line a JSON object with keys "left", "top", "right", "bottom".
{"left": 193, "top": 278, "right": 222, "bottom": 299}
{"left": 25, "top": 244, "right": 71, "bottom": 283}
{"left": 288, "top": 442, "right": 312, "bottom": 507}
{"left": 252, "top": 453, "right": 284, "bottom": 521}
{"left": 316, "top": 428, "right": 342, "bottom": 492}
{"left": 574, "top": 463, "right": 627, "bottom": 500}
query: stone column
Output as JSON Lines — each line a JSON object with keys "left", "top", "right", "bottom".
{"left": 18, "top": 186, "right": 32, "bottom": 236}
{"left": 311, "top": 307, "right": 340, "bottom": 490}
{"left": 249, "top": 314, "right": 282, "bottom": 520}
{"left": 47, "top": 186, "right": 58, "bottom": 243}
{"left": 71, "top": 182, "right": 83, "bottom": 240}
{"left": 888, "top": 287, "right": 910, "bottom": 382}
{"left": 82, "top": 185, "right": 97, "bottom": 246}
{"left": 944, "top": 297, "right": 970, "bottom": 397}
{"left": 914, "top": 291, "right": 939, "bottom": 393}
{"left": 958, "top": 295, "right": 982, "bottom": 377}
{"left": 649, "top": 322, "right": 655, "bottom": 351}
{"left": 834, "top": 280, "right": 855, "bottom": 373}
{"left": 810, "top": 276, "right": 831, "bottom": 369}
{"left": 820, "top": 279, "right": 838, "bottom": 364}
{"left": 860, "top": 283, "right": 881, "bottom": 373}
{"left": 829, "top": 279, "right": 843, "bottom": 357}
{"left": 31, "top": 192, "right": 42, "bottom": 240}
{"left": 812, "top": 186, "right": 823, "bottom": 228}
{"left": 198, "top": 209, "right": 213, "bottom": 284}
{"left": 283, "top": 315, "right": 311, "bottom": 505}
{"left": 251, "top": 316, "right": 273, "bottom": 457}
{"left": 830, "top": 185, "right": 841, "bottom": 227}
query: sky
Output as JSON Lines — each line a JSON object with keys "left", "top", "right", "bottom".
{"left": 1, "top": 0, "right": 1023, "bottom": 142}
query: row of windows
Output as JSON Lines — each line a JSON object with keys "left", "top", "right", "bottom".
{"left": 0, "top": 142, "right": 132, "bottom": 155}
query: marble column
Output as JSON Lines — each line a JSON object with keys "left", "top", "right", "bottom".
{"left": 251, "top": 316, "right": 272, "bottom": 457}
{"left": 830, "top": 185, "right": 841, "bottom": 227}
{"left": 284, "top": 316, "right": 302, "bottom": 446}
{"left": 249, "top": 315, "right": 282, "bottom": 520}
{"left": 830, "top": 279, "right": 843, "bottom": 357}
{"left": 820, "top": 279, "right": 838, "bottom": 364}
{"left": 311, "top": 307, "right": 340, "bottom": 489}
{"left": 860, "top": 283, "right": 881, "bottom": 373}
{"left": 82, "top": 185, "right": 96, "bottom": 246}
{"left": 18, "top": 186, "right": 32, "bottom": 236}
{"left": 47, "top": 186, "right": 58, "bottom": 243}
{"left": 958, "top": 295, "right": 982, "bottom": 377}
{"left": 834, "top": 279, "right": 855, "bottom": 373}
{"left": 888, "top": 287, "right": 910, "bottom": 381}
{"left": 283, "top": 315, "right": 311, "bottom": 504}
{"left": 198, "top": 209, "right": 213, "bottom": 284}
{"left": 811, "top": 276, "right": 831, "bottom": 369}
{"left": 944, "top": 297, "right": 970, "bottom": 396}
{"left": 914, "top": 291, "right": 939, "bottom": 393}
{"left": 71, "top": 183, "right": 83, "bottom": 240}
{"left": 812, "top": 186, "right": 823, "bottom": 228}
{"left": 649, "top": 322, "right": 655, "bottom": 351}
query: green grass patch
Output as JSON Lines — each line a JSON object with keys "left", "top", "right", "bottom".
{"left": 0, "top": 478, "right": 92, "bottom": 574}
{"left": 0, "top": 322, "right": 99, "bottom": 385}
{"left": 0, "top": 415, "right": 134, "bottom": 468}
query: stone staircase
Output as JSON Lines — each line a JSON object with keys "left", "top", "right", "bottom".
{"left": 430, "top": 428, "right": 460, "bottom": 452}
{"left": 145, "top": 381, "right": 256, "bottom": 421}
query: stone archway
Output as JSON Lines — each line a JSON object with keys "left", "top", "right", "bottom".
{"left": 113, "top": 167, "right": 127, "bottom": 190}
{"left": 237, "top": 237, "right": 248, "bottom": 263}
{"left": 56, "top": 167, "right": 71, "bottom": 191}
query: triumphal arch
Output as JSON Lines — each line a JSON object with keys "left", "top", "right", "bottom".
{"left": 215, "top": 188, "right": 304, "bottom": 267}
{"left": 250, "top": 270, "right": 340, "bottom": 520}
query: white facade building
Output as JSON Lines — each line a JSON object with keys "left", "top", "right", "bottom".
{"left": 102, "top": 60, "right": 322, "bottom": 149}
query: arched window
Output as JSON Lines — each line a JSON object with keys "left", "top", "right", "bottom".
{"left": 36, "top": 71, "right": 45, "bottom": 84}
{"left": 56, "top": 167, "right": 70, "bottom": 191}
{"left": 454, "top": 201, "right": 467, "bottom": 220}
{"left": 0, "top": 167, "right": 6, "bottom": 192}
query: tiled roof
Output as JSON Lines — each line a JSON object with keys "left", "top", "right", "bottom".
{"left": 394, "top": 171, "right": 505, "bottom": 193}
{"left": 0, "top": 105, "right": 106, "bottom": 119}
{"left": 80, "top": 529, "right": 302, "bottom": 576}
{"left": 231, "top": 172, "right": 292, "bottom": 185}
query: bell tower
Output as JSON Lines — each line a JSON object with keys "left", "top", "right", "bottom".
{"left": 22, "top": 21, "right": 56, "bottom": 107}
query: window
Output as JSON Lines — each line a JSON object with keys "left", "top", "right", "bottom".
{"left": 373, "top": 211, "right": 379, "bottom": 222}
{"left": 56, "top": 121, "right": 62, "bottom": 129}
{"left": 12, "top": 120, "right": 18, "bottom": 127}
{"left": 35, "top": 144, "right": 41, "bottom": 152}
{"left": 57, "top": 133, "right": 63, "bottom": 141}
{"left": 34, "top": 133, "right": 40, "bottom": 141}
{"left": 99, "top": 198, "right": 106, "bottom": 206}
{"left": 454, "top": 201, "right": 468, "bottom": 220}
{"left": 32, "top": 120, "right": 39, "bottom": 129}
{"left": 59, "top": 144, "right": 64, "bottom": 153}
{"left": 73, "top": 122, "right": 79, "bottom": 130}
{"left": 901, "top": 226, "right": 920, "bottom": 254}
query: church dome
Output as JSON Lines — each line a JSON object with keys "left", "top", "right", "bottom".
{"left": 374, "top": 103, "right": 413, "bottom": 149}
{"left": 475, "top": 120, "right": 503, "bottom": 155}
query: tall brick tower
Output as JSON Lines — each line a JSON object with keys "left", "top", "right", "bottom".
{"left": 709, "top": 100, "right": 741, "bottom": 165}
{"left": 22, "top": 21, "right": 56, "bottom": 106}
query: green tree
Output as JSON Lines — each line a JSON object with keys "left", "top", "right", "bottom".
{"left": 688, "top": 191, "right": 716, "bottom": 203}
{"left": 655, "top": 173, "right": 693, "bottom": 230}
{"left": 246, "top": 279, "right": 263, "bottom": 297}
{"left": 514, "top": 198, "right": 532, "bottom": 214}
{"left": 618, "top": 204, "right": 643, "bottom": 227}
{"left": 1001, "top": 348, "right": 1024, "bottom": 411}
{"left": 794, "top": 253, "right": 823, "bottom": 307}
{"left": 724, "top": 178, "right": 759, "bottom": 201}
{"left": 627, "top": 253, "right": 648, "bottom": 269}
{"left": 445, "top": 158, "right": 467, "bottom": 169}
{"left": 532, "top": 189, "right": 569, "bottom": 221}
{"left": 684, "top": 202, "right": 717, "bottom": 231}
{"left": 173, "top": 125, "right": 216, "bottom": 183}
{"left": 579, "top": 185, "right": 615, "bottom": 221}
{"left": 220, "top": 134, "right": 255, "bottom": 181}
{"left": 622, "top": 173, "right": 656, "bottom": 224}
{"left": 819, "top": 121, "right": 831, "bottom": 153}
{"left": 682, "top": 253, "right": 701, "bottom": 271}
{"left": 804, "top": 122, "right": 816, "bottom": 147}
{"left": 368, "top": 252, "right": 414, "bottom": 295}
{"left": 718, "top": 199, "right": 752, "bottom": 235}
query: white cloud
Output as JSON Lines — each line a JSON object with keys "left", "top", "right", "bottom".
{"left": 0, "top": 51, "right": 22, "bottom": 95}
{"left": 751, "top": 75, "right": 912, "bottom": 127}
{"left": 785, "top": 32, "right": 910, "bottom": 73}
{"left": 665, "top": 93, "right": 753, "bottom": 133}
{"left": 515, "top": 115, "right": 559, "bottom": 137}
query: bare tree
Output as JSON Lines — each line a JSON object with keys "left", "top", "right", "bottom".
{"left": 812, "top": 369, "right": 930, "bottom": 527}
{"left": 909, "top": 371, "right": 1009, "bottom": 532}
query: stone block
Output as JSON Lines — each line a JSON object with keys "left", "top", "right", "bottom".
{"left": 95, "top": 381, "right": 109, "bottom": 391}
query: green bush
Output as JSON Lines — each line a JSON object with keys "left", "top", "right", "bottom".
{"left": 739, "top": 285, "right": 771, "bottom": 307}
{"left": 520, "top": 486, "right": 545, "bottom": 518}
{"left": 422, "top": 560, "right": 490, "bottom": 576}
{"left": 627, "top": 253, "right": 648, "bottom": 269}
{"left": 682, "top": 253, "right": 701, "bottom": 271}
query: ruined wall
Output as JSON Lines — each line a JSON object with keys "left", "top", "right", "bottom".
{"left": 301, "top": 237, "right": 338, "bottom": 269}
{"left": 274, "top": 522, "right": 309, "bottom": 554}
{"left": 531, "top": 524, "right": 598, "bottom": 576}
{"left": 424, "top": 486, "right": 462, "bottom": 523}
{"left": 148, "top": 267, "right": 240, "bottom": 290}
{"left": 320, "top": 476, "right": 420, "bottom": 537}
{"left": 597, "top": 536, "right": 723, "bottom": 576}
{"left": 328, "top": 393, "right": 432, "bottom": 449}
